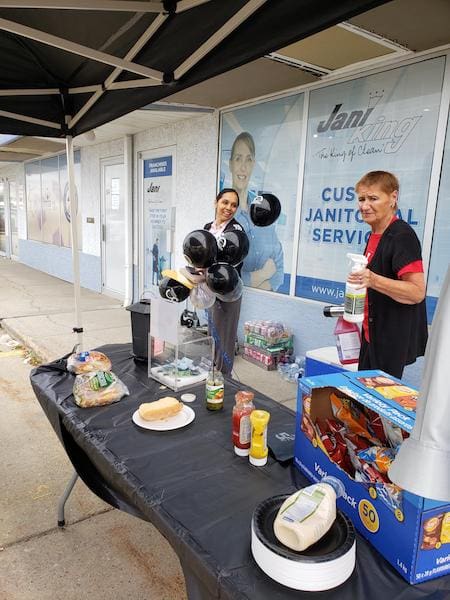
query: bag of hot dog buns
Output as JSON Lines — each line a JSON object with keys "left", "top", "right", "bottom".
{"left": 73, "top": 370, "right": 129, "bottom": 408}
{"left": 67, "top": 350, "right": 112, "bottom": 374}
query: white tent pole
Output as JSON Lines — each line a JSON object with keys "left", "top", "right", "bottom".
{"left": 66, "top": 134, "right": 84, "bottom": 350}
{"left": 0, "top": 108, "right": 61, "bottom": 129}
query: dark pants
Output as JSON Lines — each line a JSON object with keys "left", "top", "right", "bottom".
{"left": 208, "top": 297, "right": 242, "bottom": 376}
{"left": 359, "top": 333, "right": 404, "bottom": 379}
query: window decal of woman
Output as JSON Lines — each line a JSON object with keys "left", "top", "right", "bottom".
{"left": 229, "top": 132, "right": 284, "bottom": 291}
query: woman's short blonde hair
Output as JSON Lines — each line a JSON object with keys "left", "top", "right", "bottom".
{"left": 355, "top": 171, "right": 399, "bottom": 194}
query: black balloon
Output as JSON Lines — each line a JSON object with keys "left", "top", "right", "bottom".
{"left": 249, "top": 193, "right": 281, "bottom": 227}
{"left": 206, "top": 263, "right": 240, "bottom": 296}
{"left": 216, "top": 229, "right": 249, "bottom": 266}
{"left": 216, "top": 277, "right": 243, "bottom": 303}
{"left": 183, "top": 229, "right": 218, "bottom": 269}
{"left": 159, "top": 277, "right": 191, "bottom": 303}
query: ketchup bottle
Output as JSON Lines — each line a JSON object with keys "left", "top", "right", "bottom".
{"left": 232, "top": 391, "right": 255, "bottom": 456}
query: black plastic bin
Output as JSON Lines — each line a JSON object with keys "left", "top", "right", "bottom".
{"left": 126, "top": 299, "right": 151, "bottom": 362}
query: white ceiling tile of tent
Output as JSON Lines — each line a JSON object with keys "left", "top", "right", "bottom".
{"left": 167, "top": 57, "right": 318, "bottom": 108}
{"left": 273, "top": 25, "right": 396, "bottom": 71}
{"left": 349, "top": 0, "right": 450, "bottom": 52}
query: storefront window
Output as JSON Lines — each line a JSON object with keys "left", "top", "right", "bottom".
{"left": 41, "top": 156, "right": 61, "bottom": 245}
{"left": 219, "top": 94, "right": 304, "bottom": 294}
{"left": 25, "top": 151, "right": 81, "bottom": 248}
{"left": 295, "top": 57, "right": 445, "bottom": 303}
{"left": 59, "top": 152, "right": 82, "bottom": 249}
{"left": 25, "top": 160, "right": 42, "bottom": 242}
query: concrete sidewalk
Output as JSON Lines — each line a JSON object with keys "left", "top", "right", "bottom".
{"left": 0, "top": 258, "right": 130, "bottom": 364}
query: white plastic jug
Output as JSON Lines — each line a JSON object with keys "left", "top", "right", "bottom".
{"left": 273, "top": 476, "right": 345, "bottom": 552}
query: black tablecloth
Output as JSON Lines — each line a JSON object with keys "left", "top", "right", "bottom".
{"left": 30, "top": 344, "right": 450, "bottom": 600}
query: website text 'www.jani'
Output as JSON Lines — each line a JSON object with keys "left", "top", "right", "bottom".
{"left": 311, "top": 285, "right": 344, "bottom": 299}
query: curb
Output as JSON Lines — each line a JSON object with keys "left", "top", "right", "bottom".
{"left": 0, "top": 319, "right": 49, "bottom": 364}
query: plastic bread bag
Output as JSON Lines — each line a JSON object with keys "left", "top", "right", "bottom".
{"left": 67, "top": 350, "right": 112, "bottom": 374}
{"left": 73, "top": 370, "right": 129, "bottom": 408}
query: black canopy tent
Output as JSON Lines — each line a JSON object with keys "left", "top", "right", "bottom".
{"left": 0, "top": 0, "right": 391, "bottom": 348}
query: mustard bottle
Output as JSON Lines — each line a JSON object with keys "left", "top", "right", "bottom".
{"left": 249, "top": 410, "right": 270, "bottom": 466}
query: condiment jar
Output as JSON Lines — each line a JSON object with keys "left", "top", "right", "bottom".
{"left": 206, "top": 369, "right": 224, "bottom": 411}
{"left": 249, "top": 409, "right": 270, "bottom": 466}
{"left": 232, "top": 391, "right": 255, "bottom": 456}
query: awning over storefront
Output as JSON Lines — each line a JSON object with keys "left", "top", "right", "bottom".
{"left": 0, "top": 0, "right": 392, "bottom": 138}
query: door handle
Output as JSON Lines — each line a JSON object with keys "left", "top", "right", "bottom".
{"left": 102, "top": 224, "right": 106, "bottom": 242}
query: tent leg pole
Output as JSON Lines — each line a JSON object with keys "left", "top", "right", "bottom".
{"left": 57, "top": 470, "right": 78, "bottom": 527}
{"left": 66, "top": 135, "right": 84, "bottom": 351}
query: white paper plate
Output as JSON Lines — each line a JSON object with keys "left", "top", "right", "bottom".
{"left": 251, "top": 496, "right": 356, "bottom": 591}
{"left": 132, "top": 405, "right": 195, "bottom": 431}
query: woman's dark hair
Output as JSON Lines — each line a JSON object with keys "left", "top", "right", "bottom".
{"left": 216, "top": 188, "right": 239, "bottom": 206}
{"left": 230, "top": 131, "right": 255, "bottom": 160}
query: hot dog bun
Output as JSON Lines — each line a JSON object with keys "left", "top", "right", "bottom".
{"left": 138, "top": 397, "right": 182, "bottom": 421}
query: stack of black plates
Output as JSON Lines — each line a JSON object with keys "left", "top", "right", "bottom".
{"left": 251, "top": 494, "right": 356, "bottom": 591}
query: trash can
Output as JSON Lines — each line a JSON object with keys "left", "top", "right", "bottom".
{"left": 126, "top": 299, "right": 151, "bottom": 362}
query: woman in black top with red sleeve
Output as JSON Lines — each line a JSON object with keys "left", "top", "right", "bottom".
{"left": 348, "top": 171, "right": 428, "bottom": 378}
{"left": 204, "top": 189, "right": 248, "bottom": 375}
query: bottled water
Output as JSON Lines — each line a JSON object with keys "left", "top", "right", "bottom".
{"left": 277, "top": 356, "right": 305, "bottom": 382}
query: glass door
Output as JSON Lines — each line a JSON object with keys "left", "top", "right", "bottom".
{"left": 102, "top": 161, "right": 125, "bottom": 298}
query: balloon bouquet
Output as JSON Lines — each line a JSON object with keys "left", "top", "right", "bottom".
{"left": 158, "top": 193, "right": 281, "bottom": 309}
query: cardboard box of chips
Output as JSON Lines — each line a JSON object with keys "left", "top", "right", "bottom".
{"left": 294, "top": 369, "right": 450, "bottom": 584}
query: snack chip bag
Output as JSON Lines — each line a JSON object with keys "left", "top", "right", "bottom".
{"left": 344, "top": 432, "right": 371, "bottom": 472}
{"left": 330, "top": 393, "right": 379, "bottom": 445}
{"left": 357, "top": 446, "right": 396, "bottom": 474}
{"left": 380, "top": 416, "right": 408, "bottom": 449}
{"left": 377, "top": 483, "right": 403, "bottom": 512}
{"left": 360, "top": 461, "right": 389, "bottom": 484}
{"left": 73, "top": 370, "right": 129, "bottom": 407}
{"left": 67, "top": 350, "right": 112, "bottom": 374}
{"left": 363, "top": 407, "right": 388, "bottom": 445}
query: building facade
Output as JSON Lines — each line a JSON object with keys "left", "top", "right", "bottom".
{"left": 1, "top": 48, "right": 449, "bottom": 387}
